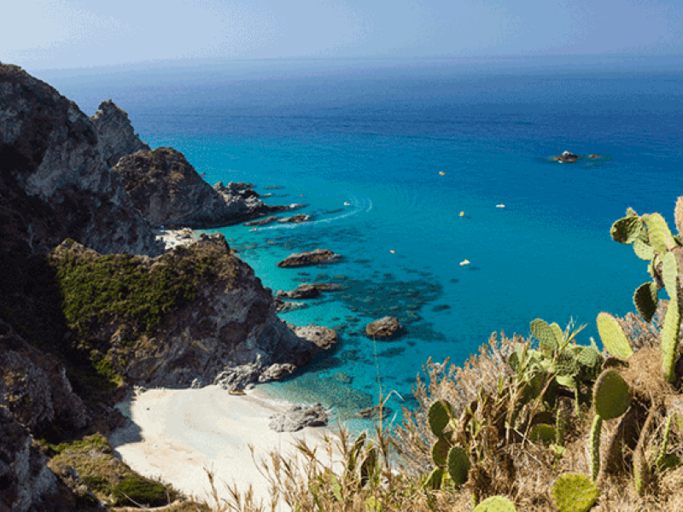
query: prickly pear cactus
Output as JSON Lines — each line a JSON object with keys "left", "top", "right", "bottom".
{"left": 551, "top": 473, "right": 599, "bottom": 512}
{"left": 643, "top": 213, "right": 677, "bottom": 253}
{"left": 610, "top": 215, "right": 644, "bottom": 244}
{"left": 634, "top": 281, "right": 659, "bottom": 323}
{"left": 593, "top": 370, "right": 631, "bottom": 420}
{"left": 431, "top": 437, "right": 451, "bottom": 467}
{"left": 428, "top": 399, "right": 453, "bottom": 437}
{"left": 530, "top": 424, "right": 557, "bottom": 445}
{"left": 531, "top": 318, "right": 563, "bottom": 354}
{"left": 473, "top": 495, "right": 517, "bottom": 512}
{"left": 446, "top": 445, "right": 471, "bottom": 487}
{"left": 596, "top": 312, "right": 634, "bottom": 360}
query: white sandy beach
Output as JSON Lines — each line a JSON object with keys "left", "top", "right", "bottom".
{"left": 155, "top": 227, "right": 197, "bottom": 250}
{"left": 108, "top": 386, "right": 339, "bottom": 509}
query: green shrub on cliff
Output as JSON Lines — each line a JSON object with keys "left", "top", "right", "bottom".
{"left": 49, "top": 241, "right": 229, "bottom": 339}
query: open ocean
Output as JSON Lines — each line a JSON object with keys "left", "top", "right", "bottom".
{"left": 39, "top": 55, "right": 683, "bottom": 430}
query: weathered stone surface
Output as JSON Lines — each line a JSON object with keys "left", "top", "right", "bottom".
{"left": 290, "top": 324, "right": 338, "bottom": 351}
{"left": 259, "top": 363, "right": 297, "bottom": 383}
{"left": 365, "top": 316, "right": 404, "bottom": 340}
{"left": 276, "top": 284, "right": 321, "bottom": 300}
{"left": 0, "top": 64, "right": 162, "bottom": 257}
{"left": 0, "top": 324, "right": 89, "bottom": 432}
{"left": 269, "top": 403, "right": 328, "bottom": 432}
{"left": 277, "top": 249, "right": 341, "bottom": 268}
{"left": 0, "top": 406, "right": 58, "bottom": 512}
{"left": 114, "top": 148, "right": 299, "bottom": 228}
{"left": 358, "top": 404, "right": 393, "bottom": 420}
{"left": 90, "top": 99, "right": 150, "bottom": 168}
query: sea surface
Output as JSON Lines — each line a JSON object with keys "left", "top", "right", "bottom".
{"left": 38, "top": 55, "right": 683, "bottom": 430}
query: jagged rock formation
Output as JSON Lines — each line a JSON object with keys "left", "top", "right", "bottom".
{"left": 90, "top": 99, "right": 150, "bottom": 168}
{"left": 0, "top": 64, "right": 162, "bottom": 258}
{"left": 49, "top": 235, "right": 325, "bottom": 390}
{"left": 0, "top": 406, "right": 59, "bottom": 512}
{"left": 113, "top": 147, "right": 299, "bottom": 228}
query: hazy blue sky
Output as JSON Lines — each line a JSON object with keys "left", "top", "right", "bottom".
{"left": 3, "top": 0, "right": 682, "bottom": 70}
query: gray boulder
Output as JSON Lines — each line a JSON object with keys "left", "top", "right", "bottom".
{"left": 366, "top": 316, "right": 404, "bottom": 340}
{"left": 269, "top": 403, "right": 328, "bottom": 432}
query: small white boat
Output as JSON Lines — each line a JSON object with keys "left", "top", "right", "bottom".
{"left": 496, "top": 204, "right": 506, "bottom": 208}
{"left": 459, "top": 259, "right": 470, "bottom": 266}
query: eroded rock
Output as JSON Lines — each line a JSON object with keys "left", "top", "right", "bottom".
{"left": 277, "top": 249, "right": 341, "bottom": 268}
{"left": 90, "top": 99, "right": 150, "bottom": 168}
{"left": 366, "top": 316, "right": 404, "bottom": 340}
{"left": 269, "top": 403, "right": 328, "bottom": 432}
{"left": 291, "top": 324, "right": 338, "bottom": 351}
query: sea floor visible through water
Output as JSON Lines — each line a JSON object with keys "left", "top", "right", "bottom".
{"left": 39, "top": 55, "right": 683, "bottom": 432}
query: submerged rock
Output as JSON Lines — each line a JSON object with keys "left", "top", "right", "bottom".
{"left": 277, "top": 249, "right": 341, "bottom": 268}
{"left": 366, "top": 316, "right": 404, "bottom": 340}
{"left": 269, "top": 403, "right": 328, "bottom": 432}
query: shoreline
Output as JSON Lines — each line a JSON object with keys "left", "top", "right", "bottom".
{"left": 108, "top": 384, "right": 341, "bottom": 509}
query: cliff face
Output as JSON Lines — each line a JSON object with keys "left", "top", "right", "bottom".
{"left": 113, "top": 147, "right": 294, "bottom": 228}
{"left": 0, "top": 63, "right": 162, "bottom": 257}
{"left": 49, "top": 235, "right": 321, "bottom": 389}
{"left": 90, "top": 99, "right": 150, "bottom": 168}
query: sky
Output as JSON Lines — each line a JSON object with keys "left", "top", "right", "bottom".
{"left": 2, "top": 0, "right": 682, "bottom": 70}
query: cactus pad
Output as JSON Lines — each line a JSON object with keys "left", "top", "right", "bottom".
{"left": 597, "top": 312, "right": 634, "bottom": 360}
{"left": 431, "top": 437, "right": 451, "bottom": 467}
{"left": 633, "top": 239, "right": 655, "bottom": 260}
{"left": 644, "top": 213, "right": 676, "bottom": 253}
{"left": 427, "top": 399, "right": 453, "bottom": 437}
{"left": 551, "top": 473, "right": 599, "bottom": 512}
{"left": 473, "top": 496, "right": 517, "bottom": 512}
{"left": 662, "top": 251, "right": 679, "bottom": 299}
{"left": 634, "top": 281, "right": 659, "bottom": 323}
{"left": 661, "top": 296, "right": 680, "bottom": 383}
{"left": 593, "top": 369, "right": 631, "bottom": 420}
{"left": 590, "top": 415, "right": 603, "bottom": 481}
{"left": 610, "top": 216, "right": 644, "bottom": 244}
{"left": 447, "top": 445, "right": 471, "bottom": 487}
{"left": 675, "top": 197, "right": 683, "bottom": 237}
{"left": 577, "top": 346, "right": 603, "bottom": 372}
{"left": 530, "top": 318, "right": 563, "bottom": 354}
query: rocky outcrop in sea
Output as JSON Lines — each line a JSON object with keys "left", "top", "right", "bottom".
{"left": 114, "top": 147, "right": 299, "bottom": 228}
{"left": 277, "top": 249, "right": 341, "bottom": 268}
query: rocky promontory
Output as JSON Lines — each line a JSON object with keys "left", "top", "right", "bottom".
{"left": 366, "top": 316, "right": 405, "bottom": 340}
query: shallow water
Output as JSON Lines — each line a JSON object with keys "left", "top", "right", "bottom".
{"left": 44, "top": 56, "right": 683, "bottom": 430}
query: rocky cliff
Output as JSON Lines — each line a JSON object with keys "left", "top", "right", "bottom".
{"left": 0, "top": 63, "right": 325, "bottom": 511}
{"left": 0, "top": 63, "right": 162, "bottom": 257}
{"left": 90, "top": 99, "right": 150, "bottom": 168}
{"left": 113, "top": 147, "right": 297, "bottom": 228}
{"left": 48, "top": 235, "right": 322, "bottom": 390}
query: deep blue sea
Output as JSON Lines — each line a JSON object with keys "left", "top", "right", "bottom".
{"left": 38, "top": 55, "right": 683, "bottom": 429}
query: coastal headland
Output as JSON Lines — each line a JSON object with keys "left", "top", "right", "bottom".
{"left": 0, "top": 63, "right": 341, "bottom": 510}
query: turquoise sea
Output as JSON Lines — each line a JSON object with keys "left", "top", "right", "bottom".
{"left": 39, "top": 55, "right": 683, "bottom": 429}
